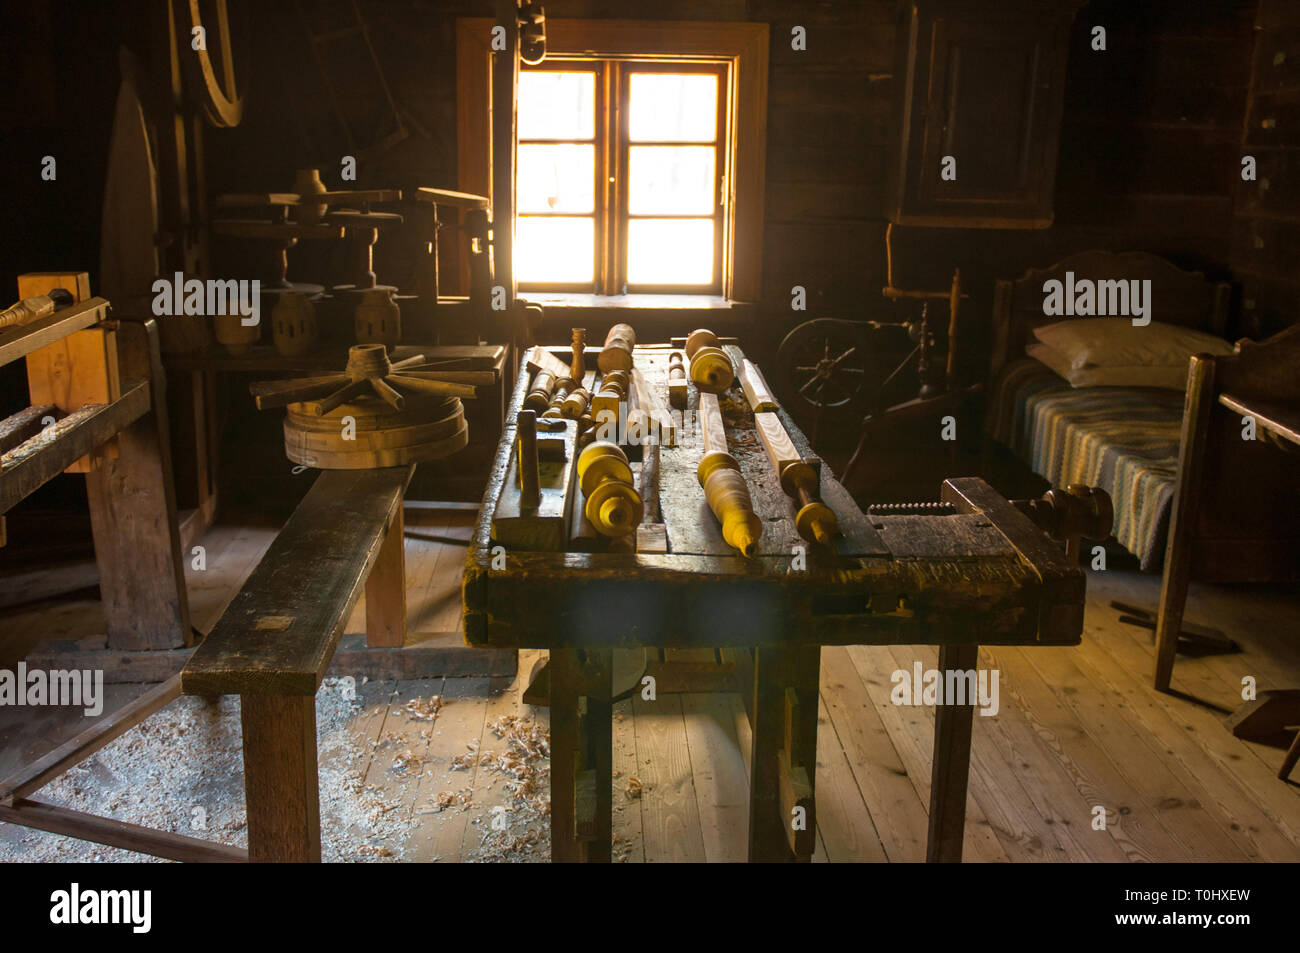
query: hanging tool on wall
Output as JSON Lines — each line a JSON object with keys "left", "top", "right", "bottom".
{"left": 517, "top": 1, "right": 547, "bottom": 65}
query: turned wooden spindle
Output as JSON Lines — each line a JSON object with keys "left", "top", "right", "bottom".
{"left": 755, "top": 412, "right": 839, "bottom": 545}
{"left": 598, "top": 323, "right": 636, "bottom": 373}
{"left": 542, "top": 378, "right": 574, "bottom": 418}
{"left": 591, "top": 368, "right": 629, "bottom": 423}
{"left": 684, "top": 328, "right": 734, "bottom": 394}
{"left": 525, "top": 369, "right": 557, "bottom": 412}
{"left": 570, "top": 327, "right": 587, "bottom": 383}
{"left": 781, "top": 461, "right": 838, "bottom": 545}
{"left": 577, "top": 441, "right": 643, "bottom": 537}
{"left": 561, "top": 384, "right": 592, "bottom": 419}
{"left": 667, "top": 350, "right": 688, "bottom": 408}
{"left": 697, "top": 450, "right": 763, "bottom": 557}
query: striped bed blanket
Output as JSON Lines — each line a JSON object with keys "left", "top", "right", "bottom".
{"left": 988, "top": 359, "right": 1185, "bottom": 571}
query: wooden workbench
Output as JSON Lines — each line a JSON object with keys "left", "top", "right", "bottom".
{"left": 464, "top": 344, "right": 1086, "bottom": 863}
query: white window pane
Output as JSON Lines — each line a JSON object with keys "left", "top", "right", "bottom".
{"left": 629, "top": 73, "right": 718, "bottom": 142}
{"left": 627, "top": 219, "right": 713, "bottom": 285}
{"left": 518, "top": 71, "right": 595, "bottom": 140}
{"left": 629, "top": 146, "right": 715, "bottom": 214}
{"left": 516, "top": 217, "right": 594, "bottom": 284}
{"left": 518, "top": 144, "right": 595, "bottom": 213}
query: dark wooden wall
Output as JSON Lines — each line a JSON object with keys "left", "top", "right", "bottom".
{"left": 210, "top": 0, "right": 1265, "bottom": 360}
{"left": 1232, "top": 0, "right": 1300, "bottom": 339}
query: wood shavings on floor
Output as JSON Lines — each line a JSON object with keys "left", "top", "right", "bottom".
{"left": 460, "top": 714, "right": 552, "bottom": 862}
{"left": 0, "top": 677, "right": 550, "bottom": 863}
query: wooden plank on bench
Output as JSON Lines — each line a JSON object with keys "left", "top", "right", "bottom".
{"left": 182, "top": 464, "right": 414, "bottom": 696}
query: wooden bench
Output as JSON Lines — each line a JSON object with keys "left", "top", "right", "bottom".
{"left": 181, "top": 464, "right": 414, "bottom": 862}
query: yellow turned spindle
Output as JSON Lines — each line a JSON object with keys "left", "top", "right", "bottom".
{"left": 697, "top": 450, "right": 763, "bottom": 557}
{"left": 684, "top": 328, "right": 734, "bottom": 394}
{"left": 576, "top": 441, "right": 643, "bottom": 537}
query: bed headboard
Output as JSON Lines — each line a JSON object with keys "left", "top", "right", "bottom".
{"left": 989, "top": 250, "right": 1231, "bottom": 379}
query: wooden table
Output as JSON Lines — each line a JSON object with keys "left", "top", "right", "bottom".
{"left": 464, "top": 345, "right": 1087, "bottom": 862}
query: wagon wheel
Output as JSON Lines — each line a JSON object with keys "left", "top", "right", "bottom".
{"left": 180, "top": 0, "right": 247, "bottom": 128}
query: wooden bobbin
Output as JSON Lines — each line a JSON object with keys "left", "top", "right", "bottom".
{"left": 697, "top": 449, "right": 763, "bottom": 556}
{"left": 598, "top": 323, "right": 636, "bottom": 373}
{"left": 685, "top": 328, "right": 733, "bottom": 394}
{"left": 577, "top": 441, "right": 643, "bottom": 537}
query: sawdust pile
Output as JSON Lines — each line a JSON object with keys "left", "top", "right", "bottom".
{"left": 460, "top": 714, "right": 553, "bottom": 862}
{"left": 0, "top": 679, "right": 493, "bottom": 863}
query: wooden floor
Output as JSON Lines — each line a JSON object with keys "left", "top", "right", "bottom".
{"left": 1, "top": 506, "right": 1298, "bottom": 861}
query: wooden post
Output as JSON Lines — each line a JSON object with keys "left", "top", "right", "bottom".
{"left": 241, "top": 694, "right": 321, "bottom": 863}
{"left": 365, "top": 507, "right": 406, "bottom": 648}
{"left": 926, "top": 642, "right": 979, "bottom": 863}
{"left": 748, "top": 644, "right": 820, "bottom": 862}
{"left": 548, "top": 647, "right": 612, "bottom": 862}
{"left": 1153, "top": 356, "right": 1216, "bottom": 692}
{"left": 89, "top": 318, "right": 192, "bottom": 650}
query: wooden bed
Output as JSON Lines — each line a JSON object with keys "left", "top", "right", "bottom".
{"left": 985, "top": 250, "right": 1300, "bottom": 690}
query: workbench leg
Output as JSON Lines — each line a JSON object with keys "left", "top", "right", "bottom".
{"left": 241, "top": 694, "right": 321, "bottom": 863}
{"left": 365, "top": 507, "right": 407, "bottom": 648}
{"left": 748, "top": 645, "right": 820, "bottom": 862}
{"left": 926, "top": 642, "right": 979, "bottom": 863}
{"left": 549, "top": 648, "right": 612, "bottom": 862}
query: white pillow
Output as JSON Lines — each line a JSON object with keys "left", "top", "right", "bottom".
{"left": 1026, "top": 342, "right": 1191, "bottom": 390}
{"left": 1032, "top": 319, "right": 1234, "bottom": 370}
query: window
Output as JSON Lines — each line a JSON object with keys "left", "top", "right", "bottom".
{"left": 457, "top": 19, "right": 768, "bottom": 302}
{"left": 515, "top": 62, "right": 727, "bottom": 294}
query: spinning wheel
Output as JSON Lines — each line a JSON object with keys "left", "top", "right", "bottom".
{"left": 774, "top": 318, "right": 912, "bottom": 433}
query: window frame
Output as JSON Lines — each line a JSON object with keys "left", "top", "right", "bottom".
{"left": 457, "top": 18, "right": 768, "bottom": 303}
{"left": 515, "top": 59, "right": 729, "bottom": 295}
{"left": 514, "top": 62, "right": 607, "bottom": 293}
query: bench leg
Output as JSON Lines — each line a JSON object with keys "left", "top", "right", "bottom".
{"left": 926, "top": 642, "right": 978, "bottom": 863}
{"left": 241, "top": 695, "right": 321, "bottom": 862}
{"left": 366, "top": 507, "right": 406, "bottom": 648}
{"left": 549, "top": 648, "right": 612, "bottom": 862}
{"left": 748, "top": 644, "right": 820, "bottom": 862}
